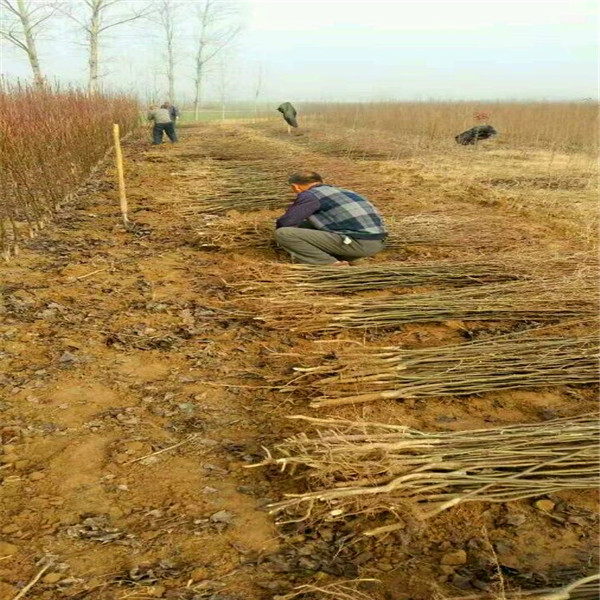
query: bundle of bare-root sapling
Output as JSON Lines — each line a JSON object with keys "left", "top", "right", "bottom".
{"left": 242, "top": 260, "right": 527, "bottom": 294}
{"left": 256, "top": 277, "right": 599, "bottom": 332}
{"left": 182, "top": 186, "right": 286, "bottom": 214}
{"left": 292, "top": 334, "right": 599, "bottom": 408}
{"left": 444, "top": 573, "right": 600, "bottom": 600}
{"left": 384, "top": 212, "right": 532, "bottom": 249}
{"left": 256, "top": 414, "right": 599, "bottom": 526}
{"left": 189, "top": 211, "right": 535, "bottom": 252}
{"left": 179, "top": 162, "right": 291, "bottom": 215}
{"left": 251, "top": 254, "right": 594, "bottom": 293}
{"left": 193, "top": 211, "right": 278, "bottom": 250}
{"left": 280, "top": 574, "right": 599, "bottom": 600}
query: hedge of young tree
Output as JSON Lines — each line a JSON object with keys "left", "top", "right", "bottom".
{"left": 0, "top": 82, "right": 139, "bottom": 259}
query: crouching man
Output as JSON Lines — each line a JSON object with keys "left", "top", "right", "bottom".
{"left": 275, "top": 171, "right": 387, "bottom": 265}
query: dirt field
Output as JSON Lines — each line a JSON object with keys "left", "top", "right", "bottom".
{"left": 0, "top": 121, "right": 597, "bottom": 600}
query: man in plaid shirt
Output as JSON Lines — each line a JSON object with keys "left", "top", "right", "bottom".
{"left": 275, "top": 171, "right": 387, "bottom": 265}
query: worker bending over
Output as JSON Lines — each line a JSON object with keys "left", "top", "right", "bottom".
{"left": 275, "top": 171, "right": 387, "bottom": 265}
{"left": 147, "top": 104, "right": 178, "bottom": 145}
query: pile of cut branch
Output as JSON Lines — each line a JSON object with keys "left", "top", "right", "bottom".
{"left": 256, "top": 277, "right": 598, "bottom": 332}
{"left": 290, "top": 335, "right": 600, "bottom": 408}
{"left": 257, "top": 414, "right": 599, "bottom": 523}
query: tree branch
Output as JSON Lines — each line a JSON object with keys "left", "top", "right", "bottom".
{"left": 30, "top": 8, "right": 61, "bottom": 31}
{"left": 201, "top": 25, "right": 241, "bottom": 64}
{"left": 0, "top": 0, "right": 20, "bottom": 18}
{"left": 0, "top": 29, "right": 29, "bottom": 52}
{"left": 97, "top": 11, "right": 148, "bottom": 33}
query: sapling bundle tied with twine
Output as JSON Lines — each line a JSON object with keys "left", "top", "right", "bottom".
{"left": 255, "top": 414, "right": 599, "bottom": 525}
{"left": 256, "top": 276, "right": 599, "bottom": 332}
{"left": 289, "top": 334, "right": 600, "bottom": 408}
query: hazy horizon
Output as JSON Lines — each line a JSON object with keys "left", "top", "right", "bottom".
{"left": 1, "top": 0, "right": 598, "bottom": 103}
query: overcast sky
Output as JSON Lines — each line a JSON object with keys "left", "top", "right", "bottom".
{"left": 1, "top": 0, "right": 598, "bottom": 102}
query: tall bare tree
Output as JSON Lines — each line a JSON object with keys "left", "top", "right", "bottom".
{"left": 65, "top": 0, "right": 149, "bottom": 94}
{"left": 253, "top": 63, "right": 262, "bottom": 121}
{"left": 193, "top": 0, "right": 240, "bottom": 120}
{"left": 153, "top": 0, "right": 177, "bottom": 102}
{"left": 0, "top": 0, "right": 60, "bottom": 89}
{"left": 216, "top": 55, "right": 231, "bottom": 121}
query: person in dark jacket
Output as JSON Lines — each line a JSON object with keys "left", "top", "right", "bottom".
{"left": 274, "top": 171, "right": 387, "bottom": 265}
{"left": 147, "top": 105, "right": 178, "bottom": 144}
{"left": 161, "top": 102, "right": 180, "bottom": 122}
{"left": 455, "top": 125, "right": 498, "bottom": 145}
{"left": 277, "top": 102, "right": 298, "bottom": 134}
{"left": 161, "top": 102, "right": 180, "bottom": 140}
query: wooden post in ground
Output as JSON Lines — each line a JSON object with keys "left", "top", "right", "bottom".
{"left": 112, "top": 124, "right": 129, "bottom": 227}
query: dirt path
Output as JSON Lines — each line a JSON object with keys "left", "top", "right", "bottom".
{"left": 0, "top": 125, "right": 293, "bottom": 600}
{"left": 0, "top": 123, "right": 597, "bottom": 600}
{"left": 0, "top": 122, "right": 410, "bottom": 600}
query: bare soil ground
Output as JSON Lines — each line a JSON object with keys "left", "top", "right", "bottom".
{"left": 0, "top": 121, "right": 597, "bottom": 600}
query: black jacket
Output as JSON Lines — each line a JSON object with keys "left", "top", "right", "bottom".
{"left": 455, "top": 125, "right": 497, "bottom": 145}
{"left": 277, "top": 102, "right": 298, "bottom": 127}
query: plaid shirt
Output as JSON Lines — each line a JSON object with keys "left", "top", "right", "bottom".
{"left": 276, "top": 184, "right": 387, "bottom": 240}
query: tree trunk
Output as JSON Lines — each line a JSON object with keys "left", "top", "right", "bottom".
{"left": 167, "top": 51, "right": 175, "bottom": 102}
{"left": 88, "top": 1, "right": 101, "bottom": 94}
{"left": 162, "top": 0, "right": 175, "bottom": 102}
{"left": 193, "top": 73, "right": 201, "bottom": 121}
{"left": 193, "top": 44, "right": 204, "bottom": 121}
{"left": 16, "top": 0, "right": 44, "bottom": 89}
{"left": 253, "top": 67, "right": 262, "bottom": 122}
{"left": 89, "top": 34, "right": 99, "bottom": 94}
{"left": 193, "top": 1, "right": 211, "bottom": 121}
